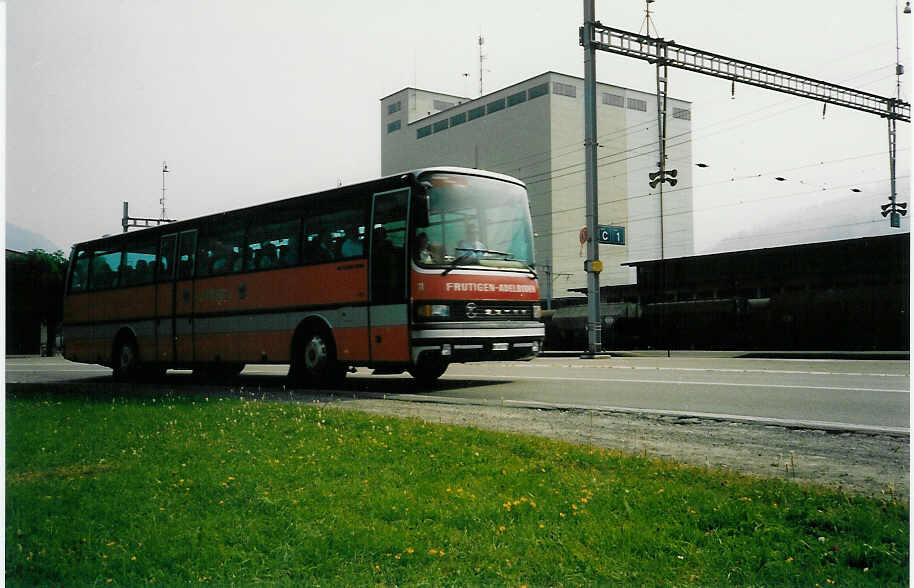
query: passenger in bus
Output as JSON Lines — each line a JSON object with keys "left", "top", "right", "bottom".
{"left": 318, "top": 232, "right": 335, "bottom": 261}
{"left": 71, "top": 265, "right": 86, "bottom": 290}
{"left": 373, "top": 226, "right": 393, "bottom": 256}
{"left": 257, "top": 242, "right": 277, "bottom": 270}
{"left": 135, "top": 259, "right": 150, "bottom": 283}
{"left": 341, "top": 226, "right": 363, "bottom": 258}
{"left": 457, "top": 225, "right": 486, "bottom": 257}
{"left": 415, "top": 232, "right": 434, "bottom": 264}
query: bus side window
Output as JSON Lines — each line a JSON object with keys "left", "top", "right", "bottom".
{"left": 157, "top": 235, "right": 177, "bottom": 282}
{"left": 123, "top": 241, "right": 157, "bottom": 286}
{"left": 69, "top": 248, "right": 90, "bottom": 293}
{"left": 247, "top": 217, "right": 301, "bottom": 270}
{"left": 89, "top": 248, "right": 123, "bottom": 291}
{"left": 197, "top": 222, "right": 245, "bottom": 277}
{"left": 176, "top": 232, "right": 196, "bottom": 280}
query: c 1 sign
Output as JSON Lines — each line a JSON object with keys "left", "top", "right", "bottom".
{"left": 597, "top": 225, "right": 625, "bottom": 245}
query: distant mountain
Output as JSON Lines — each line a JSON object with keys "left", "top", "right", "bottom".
{"left": 6, "top": 222, "right": 62, "bottom": 253}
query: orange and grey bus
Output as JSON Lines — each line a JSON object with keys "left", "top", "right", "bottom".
{"left": 63, "top": 167, "right": 544, "bottom": 385}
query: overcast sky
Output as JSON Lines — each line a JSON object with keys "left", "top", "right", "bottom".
{"left": 6, "top": 0, "right": 911, "bottom": 255}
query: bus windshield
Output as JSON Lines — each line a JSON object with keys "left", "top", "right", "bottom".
{"left": 414, "top": 173, "right": 535, "bottom": 271}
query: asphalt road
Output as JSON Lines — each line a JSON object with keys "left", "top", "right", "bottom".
{"left": 6, "top": 354, "right": 909, "bottom": 434}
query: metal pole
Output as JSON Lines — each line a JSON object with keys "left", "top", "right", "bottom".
{"left": 583, "top": 0, "right": 602, "bottom": 356}
{"left": 656, "top": 42, "right": 671, "bottom": 357}
{"left": 888, "top": 110, "right": 900, "bottom": 227}
{"left": 122, "top": 202, "right": 129, "bottom": 233}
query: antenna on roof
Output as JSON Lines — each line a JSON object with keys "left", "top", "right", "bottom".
{"left": 478, "top": 35, "right": 487, "bottom": 96}
{"left": 640, "top": 0, "right": 659, "bottom": 37}
{"left": 160, "top": 161, "right": 169, "bottom": 220}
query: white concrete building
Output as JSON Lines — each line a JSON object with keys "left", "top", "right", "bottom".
{"left": 380, "top": 71, "right": 693, "bottom": 300}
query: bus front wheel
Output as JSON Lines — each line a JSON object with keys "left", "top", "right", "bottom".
{"left": 408, "top": 356, "right": 448, "bottom": 386}
{"left": 291, "top": 328, "right": 345, "bottom": 387}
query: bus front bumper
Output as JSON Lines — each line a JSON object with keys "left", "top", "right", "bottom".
{"left": 410, "top": 323, "right": 545, "bottom": 364}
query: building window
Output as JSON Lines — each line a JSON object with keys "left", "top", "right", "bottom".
{"left": 468, "top": 105, "right": 486, "bottom": 121}
{"left": 528, "top": 82, "right": 549, "bottom": 100}
{"left": 673, "top": 107, "right": 691, "bottom": 120}
{"left": 487, "top": 98, "right": 505, "bottom": 114}
{"left": 417, "top": 125, "right": 432, "bottom": 139}
{"left": 387, "top": 120, "right": 401, "bottom": 133}
{"left": 507, "top": 90, "right": 527, "bottom": 107}
{"left": 627, "top": 97, "right": 648, "bottom": 111}
{"left": 553, "top": 82, "right": 577, "bottom": 98}
{"left": 387, "top": 100, "right": 401, "bottom": 115}
{"left": 602, "top": 93, "right": 624, "bottom": 107}
{"left": 433, "top": 119, "right": 449, "bottom": 133}
{"left": 433, "top": 99, "right": 455, "bottom": 111}
{"left": 450, "top": 112, "right": 466, "bottom": 126}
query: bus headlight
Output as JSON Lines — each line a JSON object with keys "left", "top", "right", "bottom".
{"left": 532, "top": 304, "right": 542, "bottom": 319}
{"left": 417, "top": 304, "right": 450, "bottom": 319}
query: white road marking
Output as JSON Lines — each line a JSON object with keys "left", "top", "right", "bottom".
{"left": 445, "top": 373, "right": 910, "bottom": 394}
{"left": 499, "top": 362, "right": 909, "bottom": 379}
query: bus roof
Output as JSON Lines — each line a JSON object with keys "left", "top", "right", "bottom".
{"left": 74, "top": 167, "right": 525, "bottom": 249}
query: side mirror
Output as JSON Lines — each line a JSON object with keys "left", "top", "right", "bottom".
{"left": 414, "top": 192, "right": 430, "bottom": 228}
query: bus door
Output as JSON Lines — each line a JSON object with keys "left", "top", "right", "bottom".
{"left": 173, "top": 230, "right": 197, "bottom": 363}
{"left": 368, "top": 188, "right": 410, "bottom": 363}
{"left": 155, "top": 233, "right": 178, "bottom": 363}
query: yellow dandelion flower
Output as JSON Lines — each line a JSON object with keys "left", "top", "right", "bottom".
{"left": 499, "top": 525, "right": 506, "bottom": 532}
{"left": 439, "top": 550, "right": 445, "bottom": 556}
{"left": 560, "top": 512, "right": 566, "bottom": 517}
{"left": 429, "top": 549, "right": 438, "bottom": 555}
{"left": 406, "top": 548, "right": 414, "bottom": 554}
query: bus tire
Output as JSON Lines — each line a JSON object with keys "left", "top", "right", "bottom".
{"left": 291, "top": 327, "right": 345, "bottom": 388}
{"left": 112, "top": 336, "right": 141, "bottom": 382}
{"left": 408, "top": 356, "right": 448, "bottom": 386}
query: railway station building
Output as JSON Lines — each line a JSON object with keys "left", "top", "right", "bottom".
{"left": 380, "top": 71, "right": 695, "bottom": 303}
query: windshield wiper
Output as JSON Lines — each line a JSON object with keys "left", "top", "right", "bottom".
{"left": 441, "top": 248, "right": 511, "bottom": 276}
{"left": 455, "top": 247, "right": 512, "bottom": 258}
{"left": 440, "top": 252, "right": 474, "bottom": 276}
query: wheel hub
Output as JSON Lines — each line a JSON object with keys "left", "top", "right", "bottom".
{"left": 304, "top": 335, "right": 327, "bottom": 370}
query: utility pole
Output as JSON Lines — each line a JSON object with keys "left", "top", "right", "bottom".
{"left": 478, "top": 35, "right": 486, "bottom": 96}
{"left": 581, "top": 0, "right": 603, "bottom": 357}
{"left": 884, "top": 1, "right": 910, "bottom": 228}
{"left": 160, "top": 161, "right": 169, "bottom": 220}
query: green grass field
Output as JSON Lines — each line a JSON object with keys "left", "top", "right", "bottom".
{"left": 6, "top": 388, "right": 908, "bottom": 586}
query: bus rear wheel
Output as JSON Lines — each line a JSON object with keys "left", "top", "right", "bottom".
{"left": 291, "top": 328, "right": 346, "bottom": 387}
{"left": 408, "top": 356, "right": 448, "bottom": 386}
{"left": 113, "top": 337, "right": 140, "bottom": 382}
